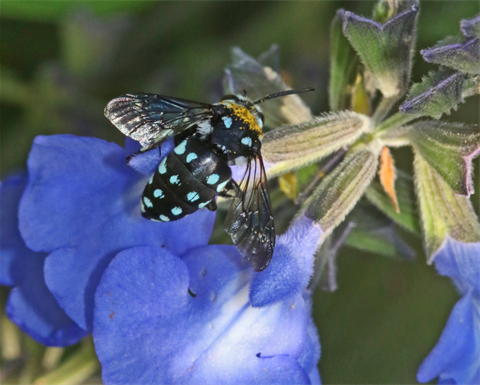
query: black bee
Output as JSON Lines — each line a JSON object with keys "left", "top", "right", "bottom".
{"left": 104, "top": 88, "right": 313, "bottom": 271}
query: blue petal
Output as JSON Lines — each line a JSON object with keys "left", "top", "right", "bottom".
{"left": 94, "top": 245, "right": 315, "bottom": 384}
{"left": 123, "top": 137, "right": 141, "bottom": 158}
{"left": 417, "top": 291, "right": 480, "bottom": 384}
{"left": 20, "top": 135, "right": 215, "bottom": 331}
{"left": 1, "top": 174, "right": 87, "bottom": 346}
{"left": 1, "top": 174, "right": 27, "bottom": 286}
{"left": 298, "top": 294, "right": 322, "bottom": 384}
{"left": 127, "top": 138, "right": 174, "bottom": 176}
{"left": 432, "top": 237, "right": 480, "bottom": 294}
{"left": 250, "top": 214, "right": 323, "bottom": 307}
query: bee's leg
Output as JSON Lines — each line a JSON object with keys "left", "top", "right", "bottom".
{"left": 126, "top": 145, "right": 161, "bottom": 164}
{"left": 205, "top": 200, "right": 217, "bottom": 211}
{"left": 218, "top": 180, "right": 242, "bottom": 198}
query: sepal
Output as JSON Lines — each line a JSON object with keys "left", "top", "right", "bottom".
{"left": 305, "top": 145, "right": 379, "bottom": 233}
{"left": 329, "top": 9, "right": 358, "bottom": 111}
{"left": 421, "top": 36, "right": 480, "bottom": 75}
{"left": 343, "top": 6, "right": 418, "bottom": 97}
{"left": 400, "top": 70, "right": 467, "bottom": 119}
{"left": 461, "top": 15, "right": 480, "bottom": 38}
{"left": 224, "top": 47, "right": 312, "bottom": 127}
{"left": 263, "top": 111, "right": 373, "bottom": 178}
{"left": 413, "top": 152, "right": 480, "bottom": 262}
{"left": 409, "top": 121, "right": 480, "bottom": 196}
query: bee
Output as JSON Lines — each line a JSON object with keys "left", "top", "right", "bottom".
{"left": 105, "top": 87, "right": 313, "bottom": 271}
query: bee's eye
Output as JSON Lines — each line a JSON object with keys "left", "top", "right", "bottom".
{"left": 220, "top": 94, "right": 239, "bottom": 102}
{"left": 258, "top": 112, "right": 265, "bottom": 124}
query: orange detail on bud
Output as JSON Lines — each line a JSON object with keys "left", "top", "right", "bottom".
{"left": 379, "top": 146, "right": 400, "bottom": 213}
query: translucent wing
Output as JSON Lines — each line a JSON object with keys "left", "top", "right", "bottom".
{"left": 104, "top": 93, "right": 213, "bottom": 149}
{"left": 225, "top": 155, "right": 275, "bottom": 271}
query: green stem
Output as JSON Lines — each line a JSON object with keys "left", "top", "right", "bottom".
{"left": 1, "top": 315, "right": 21, "bottom": 360}
{"left": 33, "top": 339, "right": 99, "bottom": 385}
{"left": 372, "top": 95, "right": 399, "bottom": 124}
{"left": 374, "top": 111, "right": 419, "bottom": 134}
{"left": 18, "top": 338, "right": 45, "bottom": 385}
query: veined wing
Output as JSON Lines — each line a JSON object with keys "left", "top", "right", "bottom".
{"left": 225, "top": 155, "right": 275, "bottom": 271}
{"left": 105, "top": 93, "right": 213, "bottom": 148}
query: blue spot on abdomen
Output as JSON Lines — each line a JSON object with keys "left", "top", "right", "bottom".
{"left": 171, "top": 207, "right": 183, "bottom": 216}
{"left": 206, "top": 174, "right": 220, "bottom": 185}
{"left": 170, "top": 175, "right": 181, "bottom": 185}
{"left": 158, "top": 158, "right": 167, "bottom": 174}
{"left": 186, "top": 153, "right": 198, "bottom": 163}
{"left": 187, "top": 192, "right": 200, "bottom": 202}
{"left": 153, "top": 189, "right": 164, "bottom": 198}
{"left": 174, "top": 140, "right": 187, "bottom": 155}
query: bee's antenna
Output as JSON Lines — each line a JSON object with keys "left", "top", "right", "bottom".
{"left": 253, "top": 87, "right": 314, "bottom": 105}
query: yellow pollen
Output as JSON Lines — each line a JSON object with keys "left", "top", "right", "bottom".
{"left": 223, "top": 102, "right": 263, "bottom": 135}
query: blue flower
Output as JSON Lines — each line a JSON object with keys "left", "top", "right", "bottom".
{"left": 0, "top": 174, "right": 88, "bottom": 346}
{"left": 93, "top": 238, "right": 321, "bottom": 384}
{"left": 417, "top": 237, "right": 480, "bottom": 384}
{"left": 5, "top": 133, "right": 322, "bottom": 382}
{"left": 17, "top": 134, "right": 216, "bottom": 335}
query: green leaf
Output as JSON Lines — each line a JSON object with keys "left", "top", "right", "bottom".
{"left": 305, "top": 147, "right": 379, "bottom": 233}
{"left": 345, "top": 201, "right": 416, "bottom": 260}
{"left": 329, "top": 9, "right": 358, "bottom": 111}
{"left": 224, "top": 47, "right": 312, "bottom": 128}
{"left": 343, "top": 6, "right": 419, "bottom": 97}
{"left": 263, "top": 111, "right": 373, "bottom": 178}
{"left": 409, "top": 120, "right": 480, "bottom": 196}
{"left": 400, "top": 70, "right": 467, "bottom": 119}
{"left": 365, "top": 171, "right": 421, "bottom": 234}
{"left": 413, "top": 151, "right": 480, "bottom": 262}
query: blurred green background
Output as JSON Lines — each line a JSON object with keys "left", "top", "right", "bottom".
{"left": 1, "top": 1, "right": 479, "bottom": 384}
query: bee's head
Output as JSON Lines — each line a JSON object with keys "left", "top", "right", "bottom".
{"left": 220, "top": 94, "right": 265, "bottom": 130}
{"left": 221, "top": 87, "right": 314, "bottom": 130}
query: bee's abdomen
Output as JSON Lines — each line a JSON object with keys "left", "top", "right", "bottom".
{"left": 141, "top": 136, "right": 231, "bottom": 222}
